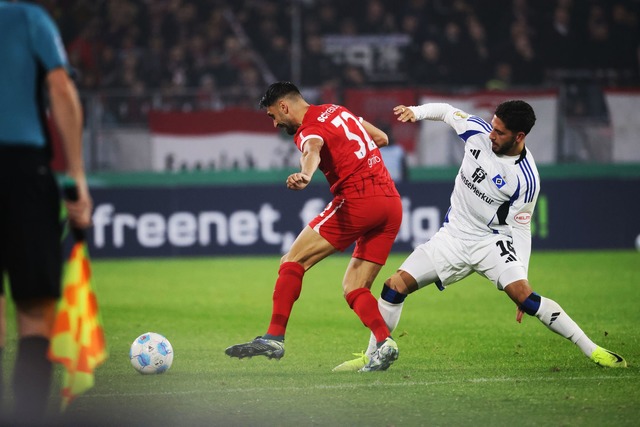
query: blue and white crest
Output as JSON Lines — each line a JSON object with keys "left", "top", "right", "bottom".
{"left": 492, "top": 174, "right": 506, "bottom": 188}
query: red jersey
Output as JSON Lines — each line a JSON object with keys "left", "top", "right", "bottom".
{"left": 294, "top": 104, "right": 399, "bottom": 198}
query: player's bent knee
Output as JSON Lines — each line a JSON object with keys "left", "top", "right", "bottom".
{"left": 381, "top": 271, "right": 416, "bottom": 302}
{"left": 385, "top": 274, "right": 407, "bottom": 294}
{"left": 503, "top": 278, "right": 533, "bottom": 302}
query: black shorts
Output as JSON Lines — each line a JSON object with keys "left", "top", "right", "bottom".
{"left": 0, "top": 146, "right": 63, "bottom": 301}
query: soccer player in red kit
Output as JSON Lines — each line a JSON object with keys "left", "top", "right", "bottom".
{"left": 225, "top": 81, "right": 402, "bottom": 371}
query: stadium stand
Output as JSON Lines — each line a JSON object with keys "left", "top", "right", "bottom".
{"left": 44, "top": 0, "right": 638, "bottom": 97}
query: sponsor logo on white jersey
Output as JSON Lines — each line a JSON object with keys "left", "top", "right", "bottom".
{"left": 514, "top": 212, "right": 531, "bottom": 224}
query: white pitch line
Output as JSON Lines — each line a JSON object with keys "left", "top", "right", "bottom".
{"left": 81, "top": 375, "right": 632, "bottom": 399}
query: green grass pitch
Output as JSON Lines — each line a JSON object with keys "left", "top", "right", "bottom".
{"left": 2, "top": 250, "right": 639, "bottom": 426}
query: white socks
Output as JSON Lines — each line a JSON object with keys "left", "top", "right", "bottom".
{"left": 366, "top": 299, "right": 404, "bottom": 357}
{"left": 365, "top": 295, "right": 597, "bottom": 359}
{"left": 536, "top": 296, "right": 597, "bottom": 357}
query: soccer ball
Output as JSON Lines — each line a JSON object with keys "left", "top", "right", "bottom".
{"left": 129, "top": 332, "right": 174, "bottom": 374}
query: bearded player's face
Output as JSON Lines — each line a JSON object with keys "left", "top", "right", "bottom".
{"left": 489, "top": 116, "right": 522, "bottom": 156}
{"left": 266, "top": 105, "right": 298, "bottom": 135}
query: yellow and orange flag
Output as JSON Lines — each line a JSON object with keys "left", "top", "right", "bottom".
{"left": 48, "top": 238, "right": 108, "bottom": 410}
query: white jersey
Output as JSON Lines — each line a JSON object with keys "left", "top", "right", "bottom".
{"left": 410, "top": 103, "right": 540, "bottom": 268}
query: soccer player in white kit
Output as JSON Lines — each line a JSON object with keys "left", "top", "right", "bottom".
{"left": 334, "top": 100, "right": 627, "bottom": 371}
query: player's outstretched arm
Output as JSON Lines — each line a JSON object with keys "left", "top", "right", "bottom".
{"left": 394, "top": 103, "right": 453, "bottom": 123}
{"left": 287, "top": 138, "right": 323, "bottom": 190}
{"left": 393, "top": 105, "right": 417, "bottom": 123}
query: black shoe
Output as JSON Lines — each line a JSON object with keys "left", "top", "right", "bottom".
{"left": 225, "top": 336, "right": 285, "bottom": 359}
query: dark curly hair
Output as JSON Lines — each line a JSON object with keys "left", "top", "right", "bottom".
{"left": 494, "top": 100, "right": 536, "bottom": 135}
{"left": 258, "top": 81, "right": 302, "bottom": 109}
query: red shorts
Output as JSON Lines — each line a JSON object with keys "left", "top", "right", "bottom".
{"left": 308, "top": 194, "right": 402, "bottom": 265}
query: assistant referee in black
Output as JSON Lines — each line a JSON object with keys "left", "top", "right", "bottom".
{"left": 0, "top": 1, "right": 92, "bottom": 424}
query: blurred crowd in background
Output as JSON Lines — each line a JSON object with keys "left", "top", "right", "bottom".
{"left": 38, "top": 0, "right": 639, "bottom": 113}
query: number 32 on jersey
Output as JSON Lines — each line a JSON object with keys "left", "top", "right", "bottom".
{"left": 331, "top": 111, "right": 378, "bottom": 159}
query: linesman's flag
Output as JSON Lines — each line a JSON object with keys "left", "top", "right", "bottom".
{"left": 48, "top": 189, "right": 108, "bottom": 410}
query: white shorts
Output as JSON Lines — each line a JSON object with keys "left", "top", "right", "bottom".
{"left": 400, "top": 228, "right": 527, "bottom": 291}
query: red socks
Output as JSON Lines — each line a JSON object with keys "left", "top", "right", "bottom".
{"left": 265, "top": 263, "right": 389, "bottom": 344}
{"left": 266, "top": 262, "right": 305, "bottom": 338}
{"left": 346, "top": 288, "right": 390, "bottom": 343}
